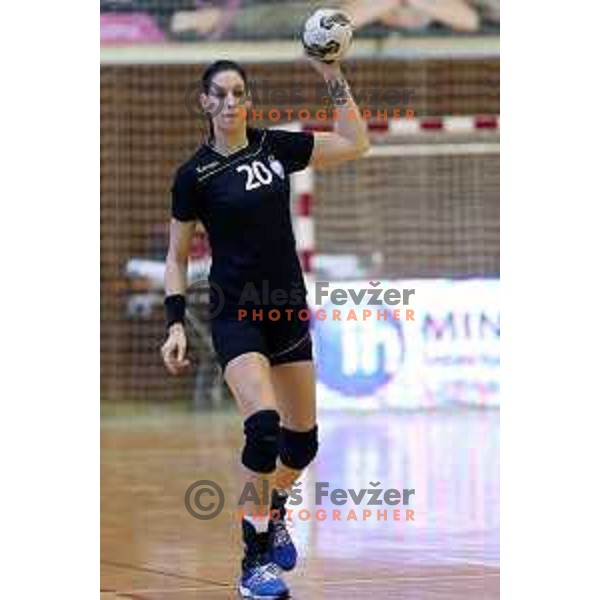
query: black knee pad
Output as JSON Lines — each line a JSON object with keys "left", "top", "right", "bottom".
{"left": 279, "top": 425, "right": 319, "bottom": 470}
{"left": 241, "top": 409, "right": 281, "bottom": 473}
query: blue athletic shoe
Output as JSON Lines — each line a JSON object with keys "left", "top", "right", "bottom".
{"left": 239, "top": 561, "right": 289, "bottom": 599}
{"left": 268, "top": 490, "right": 297, "bottom": 572}
{"left": 239, "top": 519, "right": 290, "bottom": 599}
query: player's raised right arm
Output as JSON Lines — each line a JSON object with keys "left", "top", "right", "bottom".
{"left": 307, "top": 58, "right": 370, "bottom": 169}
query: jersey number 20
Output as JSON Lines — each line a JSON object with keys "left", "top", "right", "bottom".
{"left": 236, "top": 161, "right": 273, "bottom": 191}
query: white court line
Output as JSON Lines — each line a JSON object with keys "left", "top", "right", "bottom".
{"left": 434, "top": 557, "right": 500, "bottom": 568}
{"left": 368, "top": 143, "right": 500, "bottom": 158}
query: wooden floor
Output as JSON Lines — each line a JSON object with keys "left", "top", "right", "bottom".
{"left": 101, "top": 409, "right": 499, "bottom": 599}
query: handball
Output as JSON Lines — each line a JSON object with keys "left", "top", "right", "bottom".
{"left": 302, "top": 8, "right": 353, "bottom": 64}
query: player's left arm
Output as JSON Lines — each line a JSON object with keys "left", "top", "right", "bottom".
{"left": 308, "top": 58, "right": 370, "bottom": 169}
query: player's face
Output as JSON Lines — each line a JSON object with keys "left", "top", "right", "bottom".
{"left": 202, "top": 70, "right": 250, "bottom": 134}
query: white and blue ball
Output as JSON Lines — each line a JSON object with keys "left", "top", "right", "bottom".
{"left": 302, "top": 9, "right": 353, "bottom": 64}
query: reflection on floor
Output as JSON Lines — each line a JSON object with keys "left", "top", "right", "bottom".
{"left": 101, "top": 409, "right": 499, "bottom": 599}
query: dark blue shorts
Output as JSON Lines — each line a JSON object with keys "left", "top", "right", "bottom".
{"left": 210, "top": 305, "right": 313, "bottom": 371}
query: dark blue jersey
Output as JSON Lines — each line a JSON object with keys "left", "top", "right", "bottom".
{"left": 171, "top": 127, "right": 314, "bottom": 314}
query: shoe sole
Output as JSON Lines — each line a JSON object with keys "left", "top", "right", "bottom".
{"left": 238, "top": 585, "right": 290, "bottom": 599}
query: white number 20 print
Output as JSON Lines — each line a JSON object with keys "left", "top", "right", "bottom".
{"left": 236, "top": 160, "right": 273, "bottom": 191}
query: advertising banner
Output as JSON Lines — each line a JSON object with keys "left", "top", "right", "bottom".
{"left": 308, "top": 279, "right": 499, "bottom": 410}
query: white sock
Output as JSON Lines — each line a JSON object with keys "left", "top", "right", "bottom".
{"left": 244, "top": 514, "right": 270, "bottom": 533}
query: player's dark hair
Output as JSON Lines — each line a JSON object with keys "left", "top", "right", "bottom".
{"left": 202, "top": 60, "right": 249, "bottom": 142}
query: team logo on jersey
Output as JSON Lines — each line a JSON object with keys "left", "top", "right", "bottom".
{"left": 268, "top": 155, "right": 285, "bottom": 179}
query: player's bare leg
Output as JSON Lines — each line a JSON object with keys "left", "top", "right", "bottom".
{"left": 268, "top": 360, "right": 318, "bottom": 571}
{"left": 225, "top": 352, "right": 290, "bottom": 598}
{"left": 271, "top": 360, "right": 317, "bottom": 490}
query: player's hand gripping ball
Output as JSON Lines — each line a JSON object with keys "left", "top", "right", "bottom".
{"left": 302, "top": 8, "right": 353, "bottom": 64}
